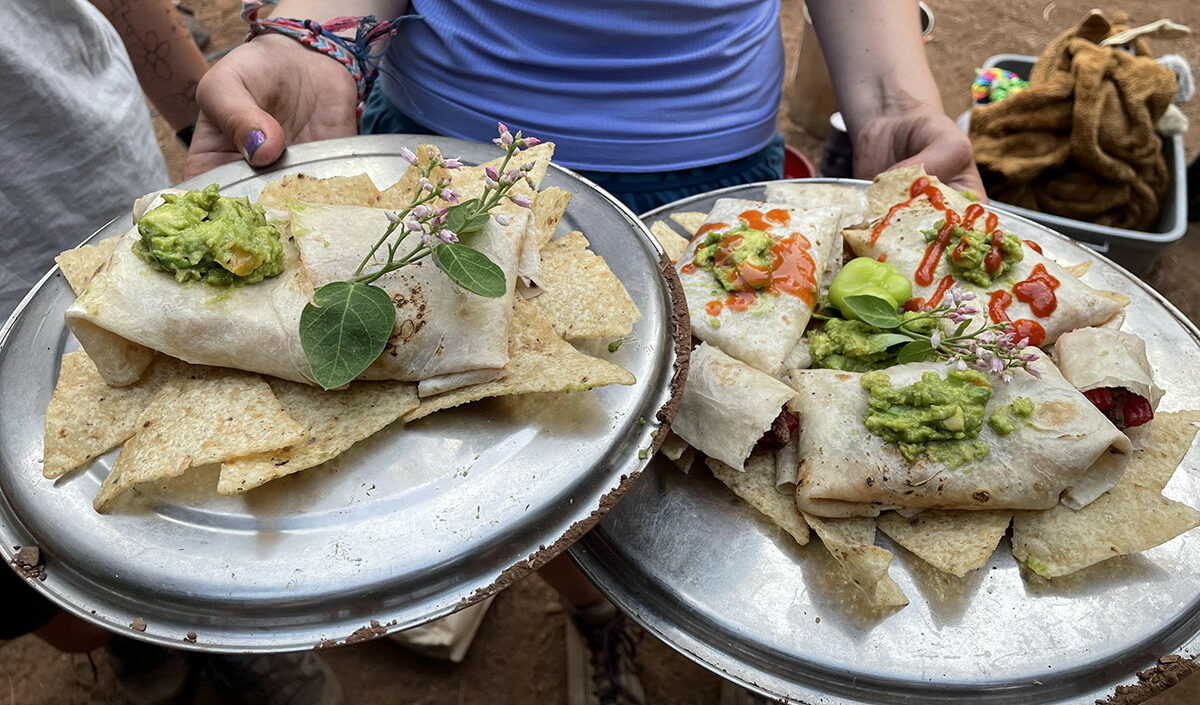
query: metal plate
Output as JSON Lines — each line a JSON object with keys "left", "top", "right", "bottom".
{"left": 572, "top": 179, "right": 1200, "bottom": 704}
{"left": 0, "top": 135, "right": 683, "bottom": 652}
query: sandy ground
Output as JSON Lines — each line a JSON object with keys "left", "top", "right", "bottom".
{"left": 4, "top": 1, "right": 1200, "bottom": 703}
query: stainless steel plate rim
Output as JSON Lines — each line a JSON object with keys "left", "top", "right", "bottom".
{"left": 0, "top": 134, "right": 685, "bottom": 652}
{"left": 573, "top": 177, "right": 1200, "bottom": 705}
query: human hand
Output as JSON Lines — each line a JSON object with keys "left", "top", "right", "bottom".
{"left": 852, "top": 102, "right": 987, "bottom": 201}
{"left": 184, "top": 34, "right": 358, "bottom": 179}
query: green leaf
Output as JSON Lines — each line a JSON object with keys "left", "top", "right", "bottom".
{"left": 896, "top": 339, "right": 935, "bottom": 364}
{"left": 865, "top": 333, "right": 915, "bottom": 354}
{"left": 300, "top": 282, "right": 395, "bottom": 389}
{"left": 461, "top": 212, "right": 491, "bottom": 236}
{"left": 954, "top": 318, "right": 971, "bottom": 337}
{"left": 433, "top": 242, "right": 507, "bottom": 298}
{"left": 443, "top": 200, "right": 480, "bottom": 234}
{"left": 842, "top": 295, "right": 901, "bottom": 329}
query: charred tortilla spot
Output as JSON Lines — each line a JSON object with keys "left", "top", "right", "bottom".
{"left": 973, "top": 490, "right": 991, "bottom": 503}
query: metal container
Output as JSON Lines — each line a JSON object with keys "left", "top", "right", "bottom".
{"left": 573, "top": 179, "right": 1200, "bottom": 705}
{"left": 0, "top": 135, "right": 687, "bottom": 652}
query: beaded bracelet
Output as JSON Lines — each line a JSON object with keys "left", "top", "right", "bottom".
{"left": 241, "top": 1, "right": 416, "bottom": 118}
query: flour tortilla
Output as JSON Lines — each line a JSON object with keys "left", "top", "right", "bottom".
{"left": 1011, "top": 411, "right": 1200, "bottom": 578}
{"left": 845, "top": 167, "right": 1123, "bottom": 347}
{"left": 788, "top": 351, "right": 1132, "bottom": 517}
{"left": 65, "top": 223, "right": 310, "bottom": 385}
{"left": 670, "top": 343, "right": 795, "bottom": 471}
{"left": 292, "top": 202, "right": 529, "bottom": 389}
{"left": 678, "top": 199, "right": 839, "bottom": 374}
{"left": 764, "top": 182, "right": 868, "bottom": 230}
{"left": 1053, "top": 328, "right": 1163, "bottom": 411}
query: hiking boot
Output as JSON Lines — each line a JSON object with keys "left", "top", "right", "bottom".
{"left": 105, "top": 636, "right": 197, "bottom": 705}
{"left": 206, "top": 650, "right": 344, "bottom": 705}
{"left": 565, "top": 602, "right": 646, "bottom": 705}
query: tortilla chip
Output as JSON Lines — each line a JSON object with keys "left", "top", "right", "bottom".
{"left": 258, "top": 173, "right": 382, "bottom": 211}
{"left": 659, "top": 431, "right": 689, "bottom": 462}
{"left": 877, "top": 510, "right": 1012, "bottom": 577}
{"left": 532, "top": 187, "right": 572, "bottom": 248}
{"left": 404, "top": 298, "right": 635, "bottom": 422}
{"left": 42, "top": 352, "right": 188, "bottom": 478}
{"left": 217, "top": 380, "right": 419, "bottom": 494}
{"left": 1011, "top": 411, "right": 1200, "bottom": 578}
{"left": 378, "top": 144, "right": 450, "bottom": 210}
{"left": 649, "top": 222, "right": 689, "bottom": 262}
{"left": 93, "top": 374, "right": 308, "bottom": 512}
{"left": 449, "top": 143, "right": 556, "bottom": 207}
{"left": 708, "top": 456, "right": 809, "bottom": 546}
{"left": 1064, "top": 261, "right": 1092, "bottom": 278}
{"left": 1097, "top": 289, "right": 1132, "bottom": 309}
{"left": 802, "top": 513, "right": 908, "bottom": 607}
{"left": 531, "top": 231, "right": 641, "bottom": 340}
{"left": 669, "top": 212, "right": 707, "bottom": 237}
{"left": 56, "top": 237, "right": 120, "bottom": 295}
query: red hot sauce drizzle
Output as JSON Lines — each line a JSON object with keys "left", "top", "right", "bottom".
{"left": 871, "top": 176, "right": 947, "bottom": 246}
{"left": 1022, "top": 239, "right": 1043, "bottom": 254}
{"left": 987, "top": 289, "right": 1047, "bottom": 347}
{"left": 699, "top": 209, "right": 818, "bottom": 316}
{"left": 903, "top": 275, "right": 956, "bottom": 312}
{"left": 1012, "top": 263, "right": 1060, "bottom": 318}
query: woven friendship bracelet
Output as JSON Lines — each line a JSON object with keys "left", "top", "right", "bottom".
{"left": 241, "top": 1, "right": 415, "bottom": 118}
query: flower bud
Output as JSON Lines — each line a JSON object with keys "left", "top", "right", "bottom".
{"left": 485, "top": 166, "right": 500, "bottom": 181}
{"left": 510, "top": 194, "right": 533, "bottom": 209}
{"left": 400, "top": 147, "right": 418, "bottom": 165}
{"left": 495, "top": 214, "right": 510, "bottom": 226}
{"left": 437, "top": 229, "right": 459, "bottom": 244}
{"left": 443, "top": 157, "right": 463, "bottom": 169}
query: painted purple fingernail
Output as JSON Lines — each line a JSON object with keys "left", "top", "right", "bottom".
{"left": 244, "top": 130, "right": 266, "bottom": 160}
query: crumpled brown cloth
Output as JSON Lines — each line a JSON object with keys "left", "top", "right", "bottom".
{"left": 969, "top": 11, "right": 1178, "bottom": 230}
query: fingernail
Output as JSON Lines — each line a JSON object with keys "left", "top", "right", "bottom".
{"left": 242, "top": 130, "right": 265, "bottom": 161}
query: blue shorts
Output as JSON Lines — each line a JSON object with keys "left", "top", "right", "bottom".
{"left": 360, "top": 86, "right": 784, "bottom": 215}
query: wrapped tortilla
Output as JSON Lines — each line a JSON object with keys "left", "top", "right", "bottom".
{"left": 764, "top": 182, "right": 868, "bottom": 230}
{"left": 670, "top": 343, "right": 795, "bottom": 471}
{"left": 65, "top": 195, "right": 529, "bottom": 392}
{"left": 844, "top": 167, "right": 1123, "bottom": 348}
{"left": 1053, "top": 327, "right": 1163, "bottom": 430}
{"left": 677, "top": 199, "right": 839, "bottom": 374}
{"left": 788, "top": 351, "right": 1132, "bottom": 518}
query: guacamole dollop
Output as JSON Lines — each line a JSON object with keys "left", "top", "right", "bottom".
{"left": 988, "top": 396, "right": 1035, "bottom": 435}
{"left": 923, "top": 222, "right": 1023, "bottom": 287}
{"left": 811, "top": 315, "right": 939, "bottom": 372}
{"left": 693, "top": 225, "right": 775, "bottom": 292}
{"left": 861, "top": 368, "right": 993, "bottom": 467}
{"left": 134, "top": 184, "right": 285, "bottom": 287}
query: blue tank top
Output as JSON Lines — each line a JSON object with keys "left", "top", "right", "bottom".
{"left": 381, "top": 0, "right": 783, "bottom": 172}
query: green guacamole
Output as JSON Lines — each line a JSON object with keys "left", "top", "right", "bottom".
{"left": 861, "top": 369, "right": 993, "bottom": 467}
{"left": 811, "top": 315, "right": 938, "bottom": 372}
{"left": 693, "top": 225, "right": 774, "bottom": 292}
{"left": 923, "top": 221, "right": 1022, "bottom": 287}
{"left": 134, "top": 184, "right": 285, "bottom": 286}
{"left": 988, "top": 396, "right": 1035, "bottom": 435}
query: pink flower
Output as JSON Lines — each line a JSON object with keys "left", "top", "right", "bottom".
{"left": 443, "top": 157, "right": 463, "bottom": 169}
{"left": 484, "top": 175, "right": 498, "bottom": 190}
{"left": 495, "top": 214, "right": 510, "bottom": 226}
{"left": 930, "top": 330, "right": 941, "bottom": 347}
{"left": 509, "top": 194, "right": 533, "bottom": 209}
{"left": 437, "top": 229, "right": 458, "bottom": 244}
{"left": 412, "top": 204, "right": 433, "bottom": 219}
{"left": 405, "top": 219, "right": 423, "bottom": 233}
{"left": 419, "top": 177, "right": 433, "bottom": 193}
{"left": 400, "top": 147, "right": 418, "bottom": 165}
{"left": 524, "top": 137, "right": 541, "bottom": 147}
{"left": 443, "top": 188, "right": 460, "bottom": 204}
{"left": 385, "top": 211, "right": 402, "bottom": 224}
{"left": 1028, "top": 365, "right": 1042, "bottom": 379}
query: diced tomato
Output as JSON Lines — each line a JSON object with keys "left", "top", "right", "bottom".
{"left": 1084, "top": 388, "right": 1115, "bottom": 412}
{"left": 783, "top": 410, "right": 799, "bottom": 434}
{"left": 1121, "top": 394, "right": 1155, "bottom": 428}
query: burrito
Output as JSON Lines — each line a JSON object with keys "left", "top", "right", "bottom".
{"left": 843, "top": 167, "right": 1123, "bottom": 347}
{"left": 764, "top": 182, "right": 861, "bottom": 297}
{"left": 670, "top": 343, "right": 796, "bottom": 471}
{"left": 66, "top": 191, "right": 530, "bottom": 392}
{"left": 788, "top": 351, "right": 1132, "bottom": 518}
{"left": 1053, "top": 327, "right": 1163, "bottom": 430}
{"left": 677, "top": 198, "right": 839, "bottom": 374}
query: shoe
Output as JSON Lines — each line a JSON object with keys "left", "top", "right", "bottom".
{"left": 105, "top": 636, "right": 198, "bottom": 705}
{"left": 564, "top": 601, "right": 646, "bottom": 705}
{"left": 206, "top": 651, "right": 344, "bottom": 705}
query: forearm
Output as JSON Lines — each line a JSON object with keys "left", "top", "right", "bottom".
{"left": 269, "top": 0, "right": 410, "bottom": 23}
{"left": 805, "top": 0, "right": 943, "bottom": 137}
{"left": 90, "top": 0, "right": 209, "bottom": 132}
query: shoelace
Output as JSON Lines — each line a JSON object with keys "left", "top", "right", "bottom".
{"left": 590, "top": 615, "right": 645, "bottom": 705}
